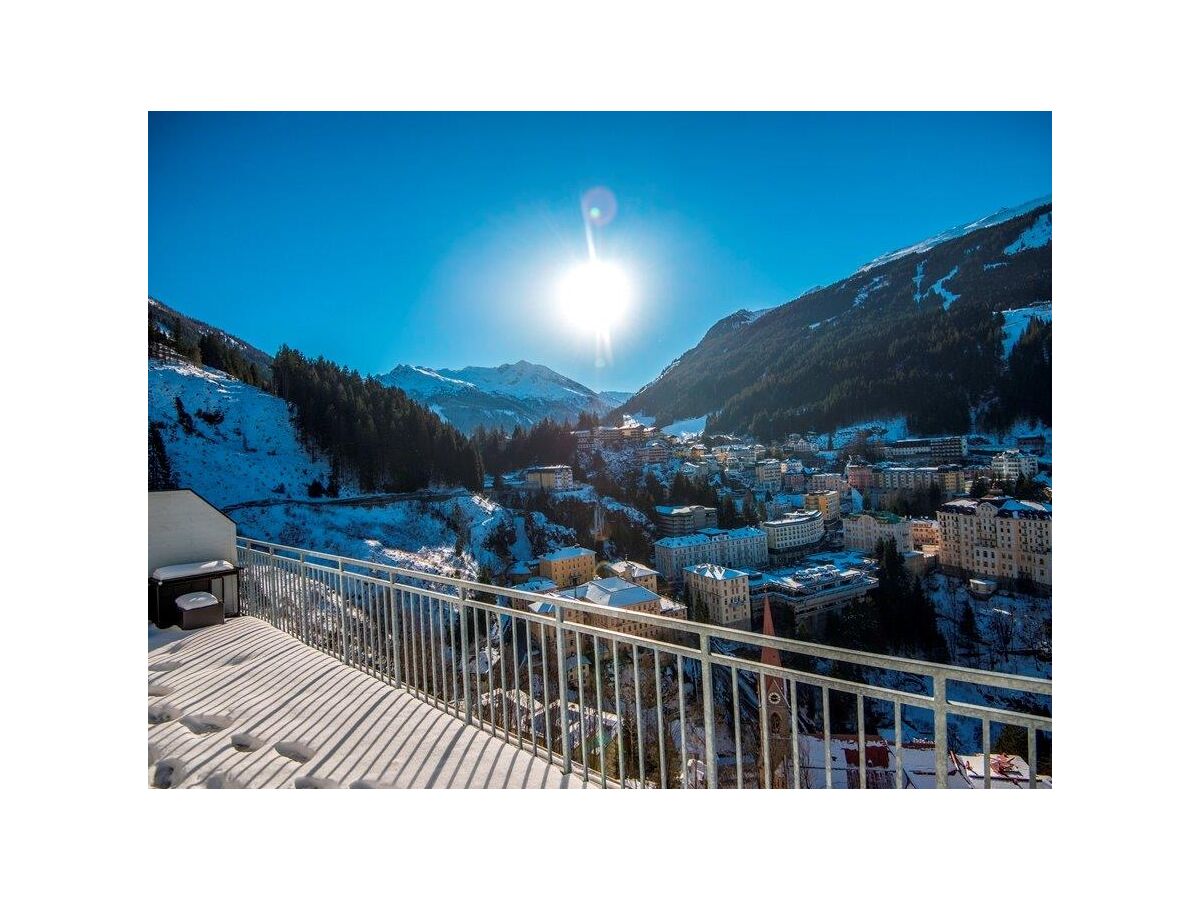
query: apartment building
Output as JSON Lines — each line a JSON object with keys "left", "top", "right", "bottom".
{"left": 656, "top": 504, "right": 718, "bottom": 537}
{"left": 684, "top": 563, "right": 752, "bottom": 629}
{"left": 525, "top": 465, "right": 574, "bottom": 491}
{"left": 805, "top": 489, "right": 842, "bottom": 522}
{"left": 654, "top": 526, "right": 769, "bottom": 584}
{"left": 596, "top": 559, "right": 660, "bottom": 593}
{"left": 527, "top": 577, "right": 686, "bottom": 649}
{"left": 910, "top": 517, "right": 941, "bottom": 549}
{"left": 537, "top": 546, "right": 596, "bottom": 588}
{"left": 763, "top": 509, "right": 824, "bottom": 560}
{"left": 754, "top": 458, "right": 783, "bottom": 492}
{"left": 843, "top": 510, "right": 914, "bottom": 553}
{"left": 808, "top": 472, "right": 849, "bottom": 496}
{"left": 871, "top": 464, "right": 965, "bottom": 494}
{"left": 845, "top": 463, "right": 873, "bottom": 493}
{"left": 637, "top": 439, "right": 671, "bottom": 466}
{"left": 782, "top": 434, "right": 819, "bottom": 454}
{"left": 937, "top": 497, "right": 1052, "bottom": 591}
{"left": 884, "top": 436, "right": 966, "bottom": 463}
{"left": 991, "top": 449, "right": 1040, "bottom": 482}
{"left": 570, "top": 423, "right": 657, "bottom": 452}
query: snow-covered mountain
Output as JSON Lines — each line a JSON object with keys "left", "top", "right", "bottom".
{"left": 379, "top": 359, "right": 625, "bottom": 433}
{"left": 621, "top": 198, "right": 1052, "bottom": 438}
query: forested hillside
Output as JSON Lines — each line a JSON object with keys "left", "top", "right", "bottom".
{"left": 621, "top": 201, "right": 1052, "bottom": 439}
{"left": 148, "top": 297, "right": 273, "bottom": 390}
{"left": 273, "top": 347, "right": 484, "bottom": 493}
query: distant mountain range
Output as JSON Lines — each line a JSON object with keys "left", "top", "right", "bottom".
{"left": 620, "top": 198, "right": 1052, "bottom": 439}
{"left": 379, "top": 360, "right": 632, "bottom": 434}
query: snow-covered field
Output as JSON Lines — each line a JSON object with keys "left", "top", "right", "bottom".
{"left": 1003, "top": 211, "right": 1052, "bottom": 255}
{"left": 231, "top": 493, "right": 513, "bottom": 579}
{"left": 999, "top": 303, "right": 1052, "bottom": 356}
{"left": 149, "top": 359, "right": 335, "bottom": 508}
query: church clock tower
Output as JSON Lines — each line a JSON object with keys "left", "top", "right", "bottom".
{"left": 759, "top": 599, "right": 791, "bottom": 788}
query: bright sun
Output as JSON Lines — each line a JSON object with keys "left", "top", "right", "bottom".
{"left": 557, "top": 259, "right": 632, "bottom": 332}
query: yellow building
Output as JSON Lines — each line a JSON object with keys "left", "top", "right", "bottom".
{"left": 537, "top": 546, "right": 596, "bottom": 588}
{"left": 805, "top": 490, "right": 841, "bottom": 522}
{"left": 684, "top": 563, "right": 751, "bottom": 629}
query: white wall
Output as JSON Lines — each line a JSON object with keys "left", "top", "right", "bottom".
{"left": 148, "top": 490, "right": 237, "bottom": 574}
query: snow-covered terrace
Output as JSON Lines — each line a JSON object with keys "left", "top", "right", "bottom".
{"left": 148, "top": 617, "right": 584, "bottom": 788}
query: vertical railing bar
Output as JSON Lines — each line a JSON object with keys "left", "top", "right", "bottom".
{"left": 677, "top": 652, "right": 687, "bottom": 790}
{"left": 856, "top": 693, "right": 866, "bottom": 790}
{"left": 298, "top": 558, "right": 304, "bottom": 640}
{"left": 654, "top": 648, "right": 666, "bottom": 789}
{"left": 1028, "top": 727, "right": 1038, "bottom": 790}
{"left": 538, "top": 620, "right": 550, "bottom": 759}
{"left": 438, "top": 595, "right": 448, "bottom": 706}
{"left": 513, "top": 612, "right": 523, "bottom": 752}
{"left": 633, "top": 647, "right": 645, "bottom": 789}
{"left": 759, "top": 671, "right": 771, "bottom": 790}
{"left": 499, "top": 607, "right": 510, "bottom": 740}
{"left": 982, "top": 716, "right": 991, "bottom": 790}
{"left": 474, "top": 605, "right": 484, "bottom": 729}
{"left": 895, "top": 700, "right": 904, "bottom": 789}
{"left": 594, "top": 633, "right": 606, "bottom": 788}
{"left": 933, "top": 674, "right": 948, "bottom": 789}
{"left": 822, "top": 686, "right": 832, "bottom": 789}
{"left": 485, "top": 609, "right": 496, "bottom": 736}
{"left": 577, "top": 629, "right": 589, "bottom": 786}
{"left": 446, "top": 600, "right": 453, "bottom": 710}
{"left": 554, "top": 606, "right": 571, "bottom": 776}
{"left": 700, "top": 633, "right": 716, "bottom": 790}
{"left": 391, "top": 576, "right": 401, "bottom": 690}
{"left": 613, "top": 638, "right": 625, "bottom": 787}
{"left": 459, "top": 588, "right": 471, "bottom": 724}
{"left": 790, "top": 680, "right": 800, "bottom": 790}
{"left": 733, "top": 664, "right": 743, "bottom": 789}
{"left": 420, "top": 592, "right": 431, "bottom": 699}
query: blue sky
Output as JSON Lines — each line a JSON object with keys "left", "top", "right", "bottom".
{"left": 149, "top": 112, "right": 1050, "bottom": 394}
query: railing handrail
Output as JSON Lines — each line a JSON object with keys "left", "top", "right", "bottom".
{"left": 234, "top": 535, "right": 1052, "bottom": 696}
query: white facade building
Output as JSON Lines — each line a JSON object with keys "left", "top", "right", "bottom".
{"left": 654, "top": 526, "right": 768, "bottom": 584}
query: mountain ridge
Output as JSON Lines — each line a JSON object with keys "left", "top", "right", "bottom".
{"left": 620, "top": 198, "right": 1052, "bottom": 439}
{"left": 380, "top": 359, "right": 628, "bottom": 433}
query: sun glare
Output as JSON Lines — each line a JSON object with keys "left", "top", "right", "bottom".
{"left": 557, "top": 259, "right": 632, "bottom": 332}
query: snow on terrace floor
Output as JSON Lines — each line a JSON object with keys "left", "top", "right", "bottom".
{"left": 148, "top": 616, "right": 584, "bottom": 789}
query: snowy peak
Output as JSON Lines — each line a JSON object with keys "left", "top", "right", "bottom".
{"left": 379, "top": 360, "right": 624, "bottom": 433}
{"left": 859, "top": 195, "right": 1051, "bottom": 273}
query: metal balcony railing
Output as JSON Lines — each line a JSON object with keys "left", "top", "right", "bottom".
{"left": 235, "top": 537, "right": 1052, "bottom": 789}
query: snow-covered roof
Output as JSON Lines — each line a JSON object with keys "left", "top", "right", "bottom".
{"left": 556, "top": 577, "right": 660, "bottom": 608}
{"left": 539, "top": 546, "right": 596, "bottom": 562}
{"left": 684, "top": 563, "right": 748, "bottom": 581}
{"left": 150, "top": 559, "right": 236, "bottom": 582}
{"left": 511, "top": 577, "right": 558, "bottom": 594}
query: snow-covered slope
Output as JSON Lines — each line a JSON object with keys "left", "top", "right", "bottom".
{"left": 858, "top": 196, "right": 1051, "bottom": 273}
{"left": 149, "top": 359, "right": 334, "bottom": 508}
{"left": 149, "top": 358, "right": 542, "bottom": 579}
{"left": 380, "top": 359, "right": 623, "bottom": 433}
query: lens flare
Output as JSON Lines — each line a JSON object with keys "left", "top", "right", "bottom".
{"left": 557, "top": 259, "right": 632, "bottom": 332}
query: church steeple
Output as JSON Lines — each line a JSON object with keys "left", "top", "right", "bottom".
{"left": 760, "top": 599, "right": 790, "bottom": 787}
